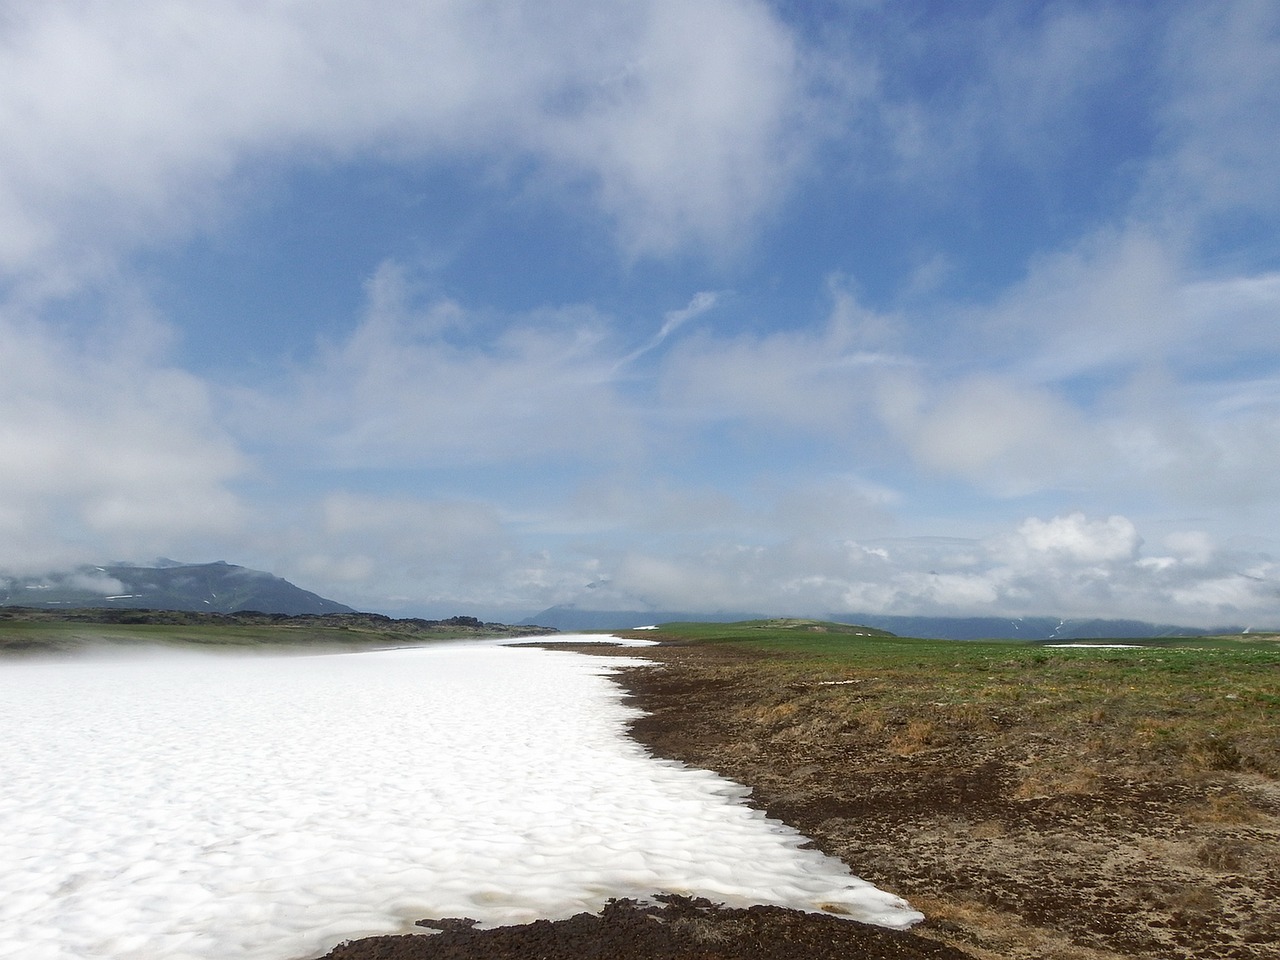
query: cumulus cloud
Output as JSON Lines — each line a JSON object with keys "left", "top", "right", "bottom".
{"left": 537, "top": 0, "right": 804, "bottom": 258}
{"left": 266, "top": 469, "right": 909, "bottom": 618}
{"left": 0, "top": 0, "right": 810, "bottom": 288}
{"left": 861, "top": 218, "right": 1280, "bottom": 509}
{"left": 1009, "top": 514, "right": 1141, "bottom": 565}
{"left": 554, "top": 512, "right": 1279, "bottom": 628}
{"left": 0, "top": 310, "right": 246, "bottom": 573}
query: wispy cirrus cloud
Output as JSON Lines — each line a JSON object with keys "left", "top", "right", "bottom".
{"left": 231, "top": 261, "right": 643, "bottom": 469}
{"left": 1151, "top": 0, "right": 1280, "bottom": 225}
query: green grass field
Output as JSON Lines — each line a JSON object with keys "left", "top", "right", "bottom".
{"left": 625, "top": 618, "right": 1280, "bottom": 781}
{"left": 0, "top": 619, "right": 427, "bottom": 654}
{"left": 616, "top": 619, "right": 1280, "bottom": 958}
{"left": 0, "top": 611, "right": 543, "bottom": 656}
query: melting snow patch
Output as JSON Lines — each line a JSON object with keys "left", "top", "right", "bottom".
{"left": 0, "top": 640, "right": 919, "bottom": 960}
{"left": 1044, "top": 643, "right": 1149, "bottom": 649}
{"left": 536, "top": 632, "right": 658, "bottom": 647}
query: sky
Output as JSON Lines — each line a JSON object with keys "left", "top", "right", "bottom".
{"left": 1, "top": 0, "right": 1278, "bottom": 626}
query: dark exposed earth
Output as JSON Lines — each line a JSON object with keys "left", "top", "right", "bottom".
{"left": 322, "top": 895, "right": 972, "bottom": 960}
{"left": 320, "top": 640, "right": 1280, "bottom": 960}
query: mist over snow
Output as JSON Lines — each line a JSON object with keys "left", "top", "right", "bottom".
{"left": 1, "top": 2, "right": 1279, "bottom": 626}
{"left": 0, "top": 640, "right": 920, "bottom": 960}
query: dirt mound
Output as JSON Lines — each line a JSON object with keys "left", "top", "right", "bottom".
{"left": 321, "top": 895, "right": 972, "bottom": 960}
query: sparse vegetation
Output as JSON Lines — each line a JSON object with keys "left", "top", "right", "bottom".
{"left": 630, "top": 619, "right": 1280, "bottom": 780}
{"left": 0, "top": 607, "right": 556, "bottom": 655}
{"left": 614, "top": 619, "right": 1280, "bottom": 960}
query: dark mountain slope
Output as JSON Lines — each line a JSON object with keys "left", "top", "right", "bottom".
{"left": 1, "top": 561, "right": 355, "bottom": 616}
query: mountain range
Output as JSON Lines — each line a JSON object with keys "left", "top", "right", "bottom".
{"left": 522, "top": 605, "right": 1257, "bottom": 640}
{"left": 4, "top": 561, "right": 1266, "bottom": 638}
{"left": 0, "top": 560, "right": 354, "bottom": 616}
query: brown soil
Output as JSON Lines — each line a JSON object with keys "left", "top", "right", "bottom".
{"left": 321, "top": 641, "right": 1280, "bottom": 960}
{"left": 321, "top": 895, "right": 972, "bottom": 959}
{"left": 618, "top": 643, "right": 1280, "bottom": 960}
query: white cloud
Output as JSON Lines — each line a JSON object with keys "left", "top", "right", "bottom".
{"left": 0, "top": 310, "right": 246, "bottom": 573}
{"left": 550, "top": 512, "right": 1278, "bottom": 627}
{"left": 537, "top": 0, "right": 804, "bottom": 258}
{"left": 64, "top": 571, "right": 127, "bottom": 595}
{"left": 880, "top": 4, "right": 1131, "bottom": 178}
{"left": 0, "top": 0, "right": 811, "bottom": 288}
{"left": 564, "top": 479, "right": 743, "bottom": 538}
{"left": 272, "top": 231, "right": 1260, "bottom": 524}
{"left": 979, "top": 229, "right": 1185, "bottom": 382}
{"left": 3, "top": 1, "right": 1276, "bottom": 631}
{"left": 658, "top": 302, "right": 910, "bottom": 434}
{"left": 874, "top": 371, "right": 1101, "bottom": 497}
{"left": 1162, "top": 530, "right": 1215, "bottom": 565}
{"left": 245, "top": 489, "right": 561, "bottom": 615}
{"left": 869, "top": 2, "right": 1278, "bottom": 236}
{"left": 233, "top": 262, "right": 643, "bottom": 468}
{"left": 973, "top": 230, "right": 1280, "bottom": 389}
{"left": 290, "top": 492, "right": 520, "bottom": 606}
{"left": 1153, "top": 0, "right": 1280, "bottom": 221}
{"left": 859, "top": 216, "right": 1280, "bottom": 509}
{"left": 1181, "top": 273, "right": 1280, "bottom": 374}
{"left": 1007, "top": 514, "right": 1141, "bottom": 565}
{"left": 618, "top": 291, "right": 720, "bottom": 368}
{"left": 657, "top": 291, "right": 719, "bottom": 341}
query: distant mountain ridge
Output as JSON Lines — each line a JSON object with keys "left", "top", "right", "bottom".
{"left": 0, "top": 561, "right": 355, "bottom": 616}
{"left": 522, "top": 605, "right": 1255, "bottom": 639}
{"left": 829, "top": 612, "right": 1250, "bottom": 641}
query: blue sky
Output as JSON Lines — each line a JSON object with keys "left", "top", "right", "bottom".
{"left": 2, "top": 0, "right": 1279, "bottom": 625}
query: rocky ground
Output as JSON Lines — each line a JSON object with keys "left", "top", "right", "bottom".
{"left": 322, "top": 639, "right": 1280, "bottom": 960}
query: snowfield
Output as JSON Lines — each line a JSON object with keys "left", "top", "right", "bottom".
{"left": 0, "top": 638, "right": 919, "bottom": 960}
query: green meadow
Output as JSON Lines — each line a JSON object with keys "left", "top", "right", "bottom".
{"left": 623, "top": 618, "right": 1280, "bottom": 781}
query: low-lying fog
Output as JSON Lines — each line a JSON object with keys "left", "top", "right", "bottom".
{"left": 0, "top": 637, "right": 919, "bottom": 959}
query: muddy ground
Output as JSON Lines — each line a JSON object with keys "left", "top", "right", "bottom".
{"left": 323, "top": 640, "right": 1279, "bottom": 960}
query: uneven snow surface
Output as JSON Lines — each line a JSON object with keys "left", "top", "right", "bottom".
{"left": 0, "top": 638, "right": 920, "bottom": 960}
